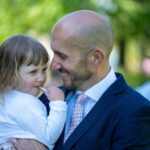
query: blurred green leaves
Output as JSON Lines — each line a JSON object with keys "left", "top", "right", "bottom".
{"left": 0, "top": 0, "right": 98, "bottom": 41}
{"left": 0, "top": 0, "right": 150, "bottom": 86}
{"left": 0, "top": 0, "right": 63, "bottom": 41}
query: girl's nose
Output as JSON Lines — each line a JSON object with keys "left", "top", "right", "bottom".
{"left": 37, "top": 73, "right": 46, "bottom": 82}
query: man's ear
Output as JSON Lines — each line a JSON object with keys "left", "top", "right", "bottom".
{"left": 91, "top": 49, "right": 104, "bottom": 66}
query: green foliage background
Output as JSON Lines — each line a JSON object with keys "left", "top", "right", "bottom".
{"left": 0, "top": 0, "right": 150, "bottom": 87}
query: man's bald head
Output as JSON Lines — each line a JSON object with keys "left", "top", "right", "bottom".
{"left": 51, "top": 10, "right": 114, "bottom": 56}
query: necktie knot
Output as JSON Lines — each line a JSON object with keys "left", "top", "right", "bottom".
{"left": 76, "top": 91, "right": 86, "bottom": 104}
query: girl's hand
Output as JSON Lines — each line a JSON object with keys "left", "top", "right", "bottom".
{"left": 40, "top": 86, "right": 64, "bottom": 101}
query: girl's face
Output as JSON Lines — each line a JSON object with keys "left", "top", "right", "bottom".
{"left": 17, "top": 62, "right": 47, "bottom": 96}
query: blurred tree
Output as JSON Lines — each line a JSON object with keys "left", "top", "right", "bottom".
{"left": 99, "top": 0, "right": 150, "bottom": 67}
{"left": 0, "top": 0, "right": 62, "bottom": 41}
{"left": 59, "top": 0, "right": 98, "bottom": 13}
{"left": 0, "top": 0, "right": 150, "bottom": 72}
{"left": 0, "top": 0, "right": 97, "bottom": 42}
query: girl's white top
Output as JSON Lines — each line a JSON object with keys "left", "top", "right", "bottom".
{"left": 0, "top": 90, "right": 67, "bottom": 150}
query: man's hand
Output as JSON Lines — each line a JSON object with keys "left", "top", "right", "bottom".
{"left": 10, "top": 138, "right": 49, "bottom": 150}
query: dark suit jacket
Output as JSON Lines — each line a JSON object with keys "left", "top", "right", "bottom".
{"left": 40, "top": 73, "right": 150, "bottom": 150}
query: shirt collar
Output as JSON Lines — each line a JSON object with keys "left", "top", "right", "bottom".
{"left": 85, "top": 67, "right": 117, "bottom": 101}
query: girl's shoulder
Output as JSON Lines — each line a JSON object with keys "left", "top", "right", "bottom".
{"left": 4, "top": 90, "right": 39, "bottom": 106}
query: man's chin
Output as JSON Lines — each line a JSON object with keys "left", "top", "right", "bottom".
{"left": 63, "top": 82, "right": 72, "bottom": 89}
{"left": 64, "top": 84, "right": 76, "bottom": 90}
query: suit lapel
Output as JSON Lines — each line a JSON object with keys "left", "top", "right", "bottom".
{"left": 64, "top": 73, "right": 128, "bottom": 149}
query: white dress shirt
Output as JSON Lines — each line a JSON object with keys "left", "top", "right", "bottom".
{"left": 84, "top": 67, "right": 117, "bottom": 116}
{"left": 64, "top": 67, "right": 117, "bottom": 136}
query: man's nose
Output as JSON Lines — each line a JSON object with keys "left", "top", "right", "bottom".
{"left": 50, "top": 59, "right": 61, "bottom": 71}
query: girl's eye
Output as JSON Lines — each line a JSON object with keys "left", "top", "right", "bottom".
{"left": 30, "top": 70, "right": 37, "bottom": 74}
{"left": 42, "top": 67, "right": 47, "bottom": 72}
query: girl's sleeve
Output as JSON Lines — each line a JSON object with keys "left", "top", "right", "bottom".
{"left": 7, "top": 95, "right": 67, "bottom": 146}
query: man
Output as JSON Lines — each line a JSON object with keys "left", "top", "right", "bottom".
{"left": 13, "top": 10, "right": 150, "bottom": 150}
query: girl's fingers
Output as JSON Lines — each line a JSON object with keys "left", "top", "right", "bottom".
{"left": 39, "top": 87, "right": 47, "bottom": 93}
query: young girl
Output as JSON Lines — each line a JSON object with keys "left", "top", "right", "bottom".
{"left": 0, "top": 35, "right": 67, "bottom": 150}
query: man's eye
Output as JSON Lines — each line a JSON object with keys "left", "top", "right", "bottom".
{"left": 54, "top": 51, "right": 67, "bottom": 60}
{"left": 59, "top": 54, "right": 67, "bottom": 60}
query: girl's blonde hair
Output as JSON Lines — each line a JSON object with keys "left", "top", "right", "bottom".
{"left": 0, "top": 34, "right": 49, "bottom": 94}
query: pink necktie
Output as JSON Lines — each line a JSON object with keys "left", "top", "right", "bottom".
{"left": 64, "top": 91, "right": 86, "bottom": 142}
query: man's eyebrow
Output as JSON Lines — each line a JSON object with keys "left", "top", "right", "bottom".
{"left": 54, "top": 51, "right": 67, "bottom": 56}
